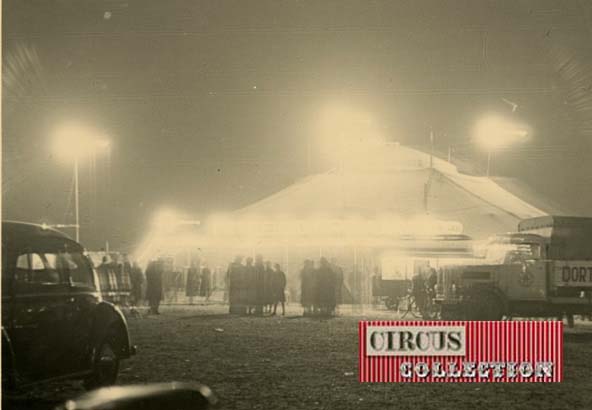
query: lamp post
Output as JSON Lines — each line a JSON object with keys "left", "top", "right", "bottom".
{"left": 74, "top": 157, "right": 80, "bottom": 241}
{"left": 52, "top": 122, "right": 110, "bottom": 242}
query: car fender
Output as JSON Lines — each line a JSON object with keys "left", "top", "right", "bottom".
{"left": 90, "top": 302, "right": 135, "bottom": 359}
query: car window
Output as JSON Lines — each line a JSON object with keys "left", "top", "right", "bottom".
{"left": 15, "top": 254, "right": 31, "bottom": 282}
{"left": 56, "top": 251, "right": 95, "bottom": 288}
{"left": 15, "top": 252, "right": 62, "bottom": 285}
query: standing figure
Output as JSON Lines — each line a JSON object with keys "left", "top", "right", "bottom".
{"left": 97, "top": 256, "right": 112, "bottom": 296}
{"left": 130, "top": 260, "right": 144, "bottom": 306}
{"left": 300, "top": 260, "right": 314, "bottom": 316}
{"left": 244, "top": 257, "right": 256, "bottom": 315}
{"left": 426, "top": 263, "right": 438, "bottom": 308}
{"left": 146, "top": 260, "right": 164, "bottom": 314}
{"left": 200, "top": 263, "right": 212, "bottom": 301}
{"left": 122, "top": 254, "right": 133, "bottom": 303}
{"left": 330, "top": 258, "right": 344, "bottom": 314}
{"left": 227, "top": 256, "right": 244, "bottom": 314}
{"left": 272, "top": 263, "right": 287, "bottom": 316}
{"left": 411, "top": 270, "right": 427, "bottom": 314}
{"left": 186, "top": 259, "right": 201, "bottom": 304}
{"left": 112, "top": 255, "right": 125, "bottom": 304}
{"left": 254, "top": 255, "right": 266, "bottom": 315}
{"left": 317, "top": 257, "right": 336, "bottom": 316}
{"left": 264, "top": 260, "right": 274, "bottom": 313}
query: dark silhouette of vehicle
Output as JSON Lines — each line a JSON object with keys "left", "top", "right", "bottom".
{"left": 1, "top": 221, "right": 135, "bottom": 392}
{"left": 55, "top": 382, "right": 217, "bottom": 410}
{"left": 436, "top": 216, "right": 592, "bottom": 321}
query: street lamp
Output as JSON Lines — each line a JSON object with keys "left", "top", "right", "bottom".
{"left": 474, "top": 115, "right": 529, "bottom": 177}
{"left": 52, "top": 122, "right": 110, "bottom": 242}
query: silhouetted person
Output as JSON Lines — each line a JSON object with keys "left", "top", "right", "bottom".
{"left": 300, "top": 260, "right": 315, "bottom": 316}
{"left": 130, "top": 261, "right": 144, "bottom": 306}
{"left": 111, "top": 256, "right": 126, "bottom": 300}
{"left": 122, "top": 254, "right": 133, "bottom": 298}
{"left": 317, "top": 257, "right": 336, "bottom": 316}
{"left": 146, "top": 260, "right": 164, "bottom": 314}
{"left": 254, "top": 255, "right": 266, "bottom": 315}
{"left": 244, "top": 257, "right": 256, "bottom": 315}
{"left": 97, "top": 256, "right": 112, "bottom": 294}
{"left": 272, "top": 263, "right": 287, "bottom": 316}
{"left": 330, "top": 258, "right": 344, "bottom": 313}
{"left": 264, "top": 260, "right": 274, "bottom": 313}
{"left": 412, "top": 271, "right": 427, "bottom": 313}
{"left": 200, "top": 263, "right": 211, "bottom": 301}
{"left": 427, "top": 264, "right": 437, "bottom": 300}
{"left": 227, "top": 256, "right": 244, "bottom": 314}
{"left": 186, "top": 259, "right": 200, "bottom": 304}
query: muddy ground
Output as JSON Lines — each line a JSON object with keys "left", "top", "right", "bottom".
{"left": 5, "top": 304, "right": 592, "bottom": 409}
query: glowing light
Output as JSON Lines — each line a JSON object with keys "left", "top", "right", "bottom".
{"left": 317, "top": 103, "right": 387, "bottom": 169}
{"left": 51, "top": 121, "right": 110, "bottom": 161}
{"left": 204, "top": 213, "right": 462, "bottom": 244}
{"left": 474, "top": 115, "right": 530, "bottom": 152}
{"left": 153, "top": 208, "right": 180, "bottom": 230}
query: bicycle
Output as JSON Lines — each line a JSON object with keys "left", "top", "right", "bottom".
{"left": 396, "top": 288, "right": 439, "bottom": 320}
{"left": 397, "top": 292, "right": 423, "bottom": 319}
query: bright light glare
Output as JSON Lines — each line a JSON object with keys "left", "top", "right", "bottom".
{"left": 204, "top": 213, "right": 463, "bottom": 242}
{"left": 52, "top": 121, "right": 110, "bottom": 161}
{"left": 153, "top": 208, "right": 180, "bottom": 230}
{"left": 95, "top": 139, "right": 111, "bottom": 150}
{"left": 317, "top": 103, "right": 386, "bottom": 167}
{"left": 474, "top": 115, "right": 530, "bottom": 152}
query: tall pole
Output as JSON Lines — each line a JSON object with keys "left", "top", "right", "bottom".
{"left": 486, "top": 151, "right": 491, "bottom": 177}
{"left": 307, "top": 136, "right": 311, "bottom": 175}
{"left": 429, "top": 128, "right": 434, "bottom": 169}
{"left": 74, "top": 156, "right": 80, "bottom": 242}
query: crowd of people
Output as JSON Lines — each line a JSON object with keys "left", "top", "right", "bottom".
{"left": 300, "top": 257, "right": 344, "bottom": 316}
{"left": 185, "top": 261, "right": 212, "bottom": 304}
{"left": 226, "top": 255, "right": 287, "bottom": 316}
{"left": 112, "top": 253, "right": 345, "bottom": 318}
{"left": 95, "top": 253, "right": 144, "bottom": 305}
{"left": 142, "top": 258, "right": 214, "bottom": 314}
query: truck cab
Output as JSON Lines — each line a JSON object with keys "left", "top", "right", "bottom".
{"left": 436, "top": 216, "right": 592, "bottom": 321}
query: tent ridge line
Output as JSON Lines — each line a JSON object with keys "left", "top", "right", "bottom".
{"left": 235, "top": 170, "right": 336, "bottom": 215}
{"left": 434, "top": 168, "right": 542, "bottom": 220}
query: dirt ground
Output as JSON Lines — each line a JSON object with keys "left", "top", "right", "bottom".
{"left": 5, "top": 303, "right": 592, "bottom": 410}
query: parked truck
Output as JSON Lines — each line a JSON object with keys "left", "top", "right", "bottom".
{"left": 435, "top": 216, "right": 592, "bottom": 321}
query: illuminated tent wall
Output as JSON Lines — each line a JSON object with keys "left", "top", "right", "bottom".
{"left": 197, "top": 144, "right": 550, "bottom": 304}
{"left": 137, "top": 144, "right": 554, "bottom": 305}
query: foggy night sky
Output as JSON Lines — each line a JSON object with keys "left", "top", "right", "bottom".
{"left": 3, "top": 0, "right": 592, "bottom": 251}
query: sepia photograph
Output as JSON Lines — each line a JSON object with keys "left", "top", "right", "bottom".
{"left": 2, "top": 0, "right": 592, "bottom": 409}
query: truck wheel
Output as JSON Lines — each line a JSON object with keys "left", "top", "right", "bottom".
{"left": 464, "top": 290, "right": 504, "bottom": 321}
{"left": 385, "top": 297, "right": 399, "bottom": 311}
{"left": 84, "top": 331, "right": 120, "bottom": 390}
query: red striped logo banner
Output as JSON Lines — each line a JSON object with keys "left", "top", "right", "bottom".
{"left": 359, "top": 321, "right": 563, "bottom": 383}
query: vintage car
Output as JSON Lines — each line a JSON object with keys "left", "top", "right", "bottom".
{"left": 1, "top": 221, "right": 135, "bottom": 391}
